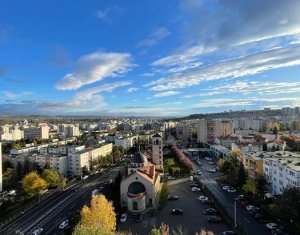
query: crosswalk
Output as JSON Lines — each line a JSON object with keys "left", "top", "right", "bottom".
{"left": 200, "top": 178, "right": 217, "bottom": 185}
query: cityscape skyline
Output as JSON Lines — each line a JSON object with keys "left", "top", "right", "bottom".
{"left": 1, "top": 0, "right": 300, "bottom": 117}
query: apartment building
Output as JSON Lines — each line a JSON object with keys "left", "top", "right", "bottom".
{"left": 115, "top": 135, "right": 138, "bottom": 150}
{"left": 263, "top": 151, "right": 300, "bottom": 195}
{"left": 0, "top": 125, "right": 24, "bottom": 141}
{"left": 176, "top": 122, "right": 191, "bottom": 141}
{"left": 197, "top": 119, "right": 234, "bottom": 143}
{"left": 24, "top": 125, "right": 49, "bottom": 140}
{"left": 28, "top": 154, "right": 68, "bottom": 176}
{"left": 240, "top": 151, "right": 264, "bottom": 179}
{"left": 68, "top": 143, "right": 113, "bottom": 176}
{"left": 59, "top": 124, "right": 80, "bottom": 137}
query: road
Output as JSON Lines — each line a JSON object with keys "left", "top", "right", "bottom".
{"left": 192, "top": 154, "right": 269, "bottom": 235}
{"left": 0, "top": 160, "right": 127, "bottom": 235}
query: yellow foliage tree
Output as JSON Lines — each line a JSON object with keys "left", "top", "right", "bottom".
{"left": 74, "top": 194, "right": 116, "bottom": 234}
{"left": 22, "top": 172, "right": 48, "bottom": 196}
{"left": 230, "top": 149, "right": 240, "bottom": 158}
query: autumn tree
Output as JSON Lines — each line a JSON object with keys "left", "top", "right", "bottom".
{"left": 22, "top": 172, "right": 48, "bottom": 196}
{"left": 74, "top": 194, "right": 116, "bottom": 234}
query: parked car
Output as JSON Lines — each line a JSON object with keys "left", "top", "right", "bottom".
{"left": 208, "top": 168, "right": 217, "bottom": 173}
{"left": 266, "top": 223, "right": 279, "bottom": 230}
{"left": 197, "top": 196, "right": 208, "bottom": 201}
{"left": 227, "top": 187, "right": 237, "bottom": 193}
{"left": 201, "top": 198, "right": 211, "bottom": 204}
{"left": 249, "top": 208, "right": 260, "bottom": 216}
{"left": 120, "top": 213, "right": 127, "bottom": 223}
{"left": 197, "top": 170, "right": 202, "bottom": 175}
{"left": 190, "top": 183, "right": 199, "bottom": 188}
{"left": 240, "top": 200, "right": 250, "bottom": 207}
{"left": 205, "top": 157, "right": 212, "bottom": 161}
{"left": 168, "top": 194, "right": 179, "bottom": 200}
{"left": 208, "top": 161, "right": 215, "bottom": 165}
{"left": 222, "top": 185, "right": 230, "bottom": 191}
{"left": 208, "top": 215, "right": 222, "bottom": 223}
{"left": 82, "top": 175, "right": 89, "bottom": 180}
{"left": 32, "top": 228, "right": 43, "bottom": 235}
{"left": 271, "top": 228, "right": 290, "bottom": 235}
{"left": 59, "top": 219, "right": 69, "bottom": 230}
{"left": 192, "top": 187, "right": 201, "bottom": 192}
{"left": 203, "top": 208, "right": 217, "bottom": 215}
{"left": 168, "top": 176, "right": 176, "bottom": 180}
{"left": 221, "top": 231, "right": 237, "bottom": 235}
{"left": 234, "top": 195, "right": 245, "bottom": 201}
{"left": 196, "top": 160, "right": 202, "bottom": 165}
{"left": 170, "top": 209, "right": 183, "bottom": 215}
{"left": 246, "top": 205, "right": 259, "bottom": 211}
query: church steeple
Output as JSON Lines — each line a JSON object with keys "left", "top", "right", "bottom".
{"left": 152, "top": 133, "right": 163, "bottom": 171}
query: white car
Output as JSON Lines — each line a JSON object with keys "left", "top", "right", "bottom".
{"left": 31, "top": 228, "right": 43, "bottom": 235}
{"left": 120, "top": 213, "right": 127, "bottom": 223}
{"left": 191, "top": 187, "right": 201, "bottom": 192}
{"left": 246, "top": 205, "right": 259, "bottom": 211}
{"left": 208, "top": 168, "right": 217, "bottom": 173}
{"left": 266, "top": 223, "right": 278, "bottom": 230}
{"left": 197, "top": 170, "right": 202, "bottom": 175}
{"left": 222, "top": 185, "right": 230, "bottom": 191}
{"left": 59, "top": 219, "right": 69, "bottom": 230}
{"left": 197, "top": 196, "right": 208, "bottom": 201}
{"left": 82, "top": 175, "right": 89, "bottom": 180}
{"left": 227, "top": 188, "right": 237, "bottom": 193}
{"left": 205, "top": 157, "right": 212, "bottom": 161}
{"left": 208, "top": 161, "right": 215, "bottom": 165}
{"left": 168, "top": 176, "right": 176, "bottom": 180}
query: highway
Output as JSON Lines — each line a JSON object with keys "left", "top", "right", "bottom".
{"left": 0, "top": 160, "right": 127, "bottom": 235}
{"left": 192, "top": 154, "right": 269, "bottom": 235}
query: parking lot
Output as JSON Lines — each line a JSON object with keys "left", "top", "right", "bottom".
{"left": 117, "top": 177, "right": 229, "bottom": 235}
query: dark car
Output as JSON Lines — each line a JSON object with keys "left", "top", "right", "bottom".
{"left": 168, "top": 194, "right": 179, "bottom": 200}
{"left": 170, "top": 209, "right": 183, "bottom": 215}
{"left": 208, "top": 215, "right": 222, "bottom": 223}
{"left": 249, "top": 208, "right": 260, "bottom": 216}
{"left": 190, "top": 183, "right": 199, "bottom": 188}
{"left": 203, "top": 208, "right": 217, "bottom": 215}
{"left": 271, "top": 228, "right": 290, "bottom": 235}
{"left": 201, "top": 198, "right": 211, "bottom": 205}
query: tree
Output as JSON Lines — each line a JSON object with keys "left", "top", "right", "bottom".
{"left": 74, "top": 194, "right": 116, "bottom": 233}
{"left": 243, "top": 178, "right": 256, "bottom": 195}
{"left": 159, "top": 183, "right": 168, "bottom": 207}
{"left": 273, "top": 126, "right": 278, "bottom": 135}
{"left": 41, "top": 169, "right": 61, "bottom": 188}
{"left": 22, "top": 172, "right": 48, "bottom": 196}
{"left": 255, "top": 177, "right": 267, "bottom": 199}
{"left": 16, "top": 162, "right": 23, "bottom": 180}
{"left": 262, "top": 142, "right": 268, "bottom": 151}
{"left": 237, "top": 161, "right": 247, "bottom": 189}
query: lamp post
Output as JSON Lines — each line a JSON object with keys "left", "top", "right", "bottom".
{"left": 234, "top": 200, "right": 237, "bottom": 227}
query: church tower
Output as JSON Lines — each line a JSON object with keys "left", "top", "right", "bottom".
{"left": 152, "top": 133, "right": 163, "bottom": 171}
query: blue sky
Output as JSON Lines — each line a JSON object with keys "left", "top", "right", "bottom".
{"left": 1, "top": 0, "right": 300, "bottom": 117}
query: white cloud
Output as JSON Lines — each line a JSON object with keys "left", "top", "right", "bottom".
{"left": 96, "top": 6, "right": 123, "bottom": 22}
{"left": 127, "top": 87, "right": 138, "bottom": 93}
{"left": 184, "top": 80, "right": 300, "bottom": 98}
{"left": 2, "top": 91, "right": 32, "bottom": 99}
{"left": 137, "top": 27, "right": 171, "bottom": 47}
{"left": 146, "top": 45, "right": 300, "bottom": 91}
{"left": 153, "top": 91, "right": 181, "bottom": 98}
{"left": 180, "top": 0, "right": 300, "bottom": 47}
{"left": 55, "top": 51, "right": 133, "bottom": 90}
{"left": 70, "top": 81, "right": 131, "bottom": 108}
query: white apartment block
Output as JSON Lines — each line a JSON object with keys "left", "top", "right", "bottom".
{"left": 115, "top": 136, "right": 138, "bottom": 150}
{"left": 68, "top": 143, "right": 113, "bottom": 176}
{"left": 59, "top": 124, "right": 80, "bottom": 138}
{"left": 263, "top": 151, "right": 300, "bottom": 195}
{"left": 0, "top": 125, "right": 24, "bottom": 141}
{"left": 176, "top": 122, "right": 191, "bottom": 141}
{"left": 28, "top": 154, "right": 68, "bottom": 176}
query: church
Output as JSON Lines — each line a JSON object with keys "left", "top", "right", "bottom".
{"left": 120, "top": 133, "right": 164, "bottom": 213}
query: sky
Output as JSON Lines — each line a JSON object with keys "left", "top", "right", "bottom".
{"left": 1, "top": 0, "right": 300, "bottom": 117}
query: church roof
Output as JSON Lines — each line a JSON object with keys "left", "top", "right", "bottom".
{"left": 152, "top": 133, "right": 161, "bottom": 138}
{"left": 128, "top": 181, "right": 146, "bottom": 195}
{"left": 131, "top": 151, "right": 148, "bottom": 164}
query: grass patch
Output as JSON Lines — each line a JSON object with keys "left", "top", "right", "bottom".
{"left": 164, "top": 156, "right": 190, "bottom": 176}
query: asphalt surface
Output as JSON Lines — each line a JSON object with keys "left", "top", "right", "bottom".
{"left": 0, "top": 160, "right": 128, "bottom": 235}
{"left": 192, "top": 154, "right": 270, "bottom": 235}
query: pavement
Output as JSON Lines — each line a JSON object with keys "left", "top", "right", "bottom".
{"left": 0, "top": 160, "right": 128, "bottom": 235}
{"left": 117, "top": 177, "right": 229, "bottom": 235}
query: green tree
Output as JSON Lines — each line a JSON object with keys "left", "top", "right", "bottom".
{"left": 159, "top": 183, "right": 168, "bottom": 207}
{"left": 16, "top": 162, "right": 23, "bottom": 180}
{"left": 41, "top": 169, "right": 61, "bottom": 188}
{"left": 256, "top": 177, "right": 267, "bottom": 199}
{"left": 237, "top": 161, "right": 248, "bottom": 189}
{"left": 243, "top": 178, "right": 256, "bottom": 195}
{"left": 22, "top": 172, "right": 48, "bottom": 196}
